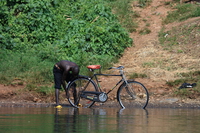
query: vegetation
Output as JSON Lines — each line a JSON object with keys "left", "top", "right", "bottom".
{"left": 159, "top": 1, "right": 200, "bottom": 97}
{"left": 163, "top": 3, "right": 200, "bottom": 24}
{"left": 167, "top": 71, "right": 200, "bottom": 98}
{"left": 138, "top": 0, "right": 152, "bottom": 7}
{"left": 159, "top": 21, "right": 200, "bottom": 51}
{"left": 1, "top": 0, "right": 200, "bottom": 99}
{"left": 106, "top": 0, "right": 139, "bottom": 32}
{"left": 129, "top": 72, "right": 148, "bottom": 79}
{"left": 0, "top": 0, "right": 133, "bottom": 93}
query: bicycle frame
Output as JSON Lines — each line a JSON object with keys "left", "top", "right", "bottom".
{"left": 89, "top": 72, "right": 126, "bottom": 95}
{"left": 66, "top": 65, "right": 149, "bottom": 109}
{"left": 66, "top": 66, "right": 129, "bottom": 95}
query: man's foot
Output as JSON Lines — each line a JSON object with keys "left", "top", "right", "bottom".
{"left": 78, "top": 103, "right": 82, "bottom": 107}
{"left": 55, "top": 105, "right": 62, "bottom": 108}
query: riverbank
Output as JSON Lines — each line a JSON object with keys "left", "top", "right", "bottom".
{"left": 0, "top": 88, "right": 200, "bottom": 109}
{"left": 1, "top": 79, "right": 200, "bottom": 109}
{"left": 0, "top": 100, "right": 200, "bottom": 109}
{"left": 1, "top": 0, "right": 200, "bottom": 109}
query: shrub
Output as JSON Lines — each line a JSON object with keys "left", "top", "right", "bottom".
{"left": 0, "top": 0, "right": 132, "bottom": 86}
{"left": 0, "top": 0, "right": 132, "bottom": 65}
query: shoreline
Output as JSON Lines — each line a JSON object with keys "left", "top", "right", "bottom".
{"left": 0, "top": 101, "right": 200, "bottom": 109}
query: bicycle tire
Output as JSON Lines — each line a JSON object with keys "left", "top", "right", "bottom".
{"left": 67, "top": 77, "right": 98, "bottom": 108}
{"left": 117, "top": 80, "right": 149, "bottom": 109}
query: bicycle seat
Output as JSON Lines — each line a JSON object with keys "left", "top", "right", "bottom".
{"left": 87, "top": 65, "right": 101, "bottom": 69}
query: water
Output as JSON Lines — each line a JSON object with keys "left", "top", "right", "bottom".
{"left": 0, "top": 106, "right": 200, "bottom": 133}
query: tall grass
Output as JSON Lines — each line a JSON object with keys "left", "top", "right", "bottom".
{"left": 106, "top": 0, "right": 139, "bottom": 32}
{"left": 0, "top": 0, "right": 134, "bottom": 95}
{"left": 0, "top": 50, "right": 53, "bottom": 84}
{"left": 163, "top": 3, "right": 200, "bottom": 24}
{"left": 159, "top": 2, "right": 200, "bottom": 97}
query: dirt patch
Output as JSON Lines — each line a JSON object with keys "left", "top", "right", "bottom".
{"left": 0, "top": 0, "right": 200, "bottom": 108}
{"left": 116, "top": 0, "right": 200, "bottom": 107}
{"left": 0, "top": 84, "right": 22, "bottom": 99}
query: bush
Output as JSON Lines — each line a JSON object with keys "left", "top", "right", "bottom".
{"left": 0, "top": 0, "right": 132, "bottom": 65}
{"left": 105, "top": 0, "right": 139, "bottom": 32}
{"left": 0, "top": 50, "right": 53, "bottom": 84}
{"left": 0, "top": 0, "right": 132, "bottom": 87}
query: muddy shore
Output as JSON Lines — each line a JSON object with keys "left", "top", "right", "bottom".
{"left": 1, "top": 100, "right": 200, "bottom": 109}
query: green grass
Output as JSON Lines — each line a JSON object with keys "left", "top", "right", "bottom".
{"left": 138, "top": 0, "right": 152, "bottom": 7}
{"left": 37, "top": 86, "right": 54, "bottom": 95}
{"left": 0, "top": 50, "right": 53, "bottom": 84}
{"left": 159, "top": 19, "right": 200, "bottom": 56}
{"left": 159, "top": 2, "right": 200, "bottom": 98}
{"left": 106, "top": 0, "right": 139, "bottom": 32}
{"left": 129, "top": 72, "right": 148, "bottom": 79}
{"left": 166, "top": 71, "right": 200, "bottom": 98}
{"left": 142, "top": 62, "right": 155, "bottom": 68}
{"left": 139, "top": 27, "right": 151, "bottom": 35}
{"left": 174, "top": 87, "right": 200, "bottom": 99}
{"left": 106, "top": 0, "right": 153, "bottom": 32}
{"left": 1, "top": 1, "right": 199, "bottom": 97}
{"left": 163, "top": 3, "right": 200, "bottom": 24}
{"left": 0, "top": 50, "right": 64, "bottom": 96}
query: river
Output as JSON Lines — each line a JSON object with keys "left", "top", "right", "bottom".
{"left": 0, "top": 106, "right": 200, "bottom": 133}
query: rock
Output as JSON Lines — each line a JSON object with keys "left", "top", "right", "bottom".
{"left": 160, "top": 98, "right": 179, "bottom": 103}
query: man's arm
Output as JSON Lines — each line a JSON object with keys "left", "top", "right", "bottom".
{"left": 61, "top": 66, "right": 70, "bottom": 91}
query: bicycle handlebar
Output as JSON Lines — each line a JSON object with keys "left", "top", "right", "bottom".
{"left": 108, "top": 66, "right": 124, "bottom": 70}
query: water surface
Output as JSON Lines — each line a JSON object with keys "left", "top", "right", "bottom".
{"left": 0, "top": 107, "right": 200, "bottom": 133}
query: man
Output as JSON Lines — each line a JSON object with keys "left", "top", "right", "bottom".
{"left": 53, "top": 60, "right": 79, "bottom": 108}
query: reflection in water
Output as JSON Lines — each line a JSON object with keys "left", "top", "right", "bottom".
{"left": 0, "top": 107, "right": 200, "bottom": 133}
{"left": 54, "top": 108, "right": 79, "bottom": 132}
{"left": 147, "top": 108, "right": 200, "bottom": 133}
{"left": 53, "top": 108, "right": 149, "bottom": 133}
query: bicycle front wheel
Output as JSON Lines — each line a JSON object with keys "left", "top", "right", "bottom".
{"left": 117, "top": 81, "right": 149, "bottom": 109}
{"left": 67, "top": 77, "right": 98, "bottom": 108}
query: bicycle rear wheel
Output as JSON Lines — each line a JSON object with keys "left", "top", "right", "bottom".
{"left": 67, "top": 77, "right": 98, "bottom": 108}
{"left": 117, "top": 81, "right": 149, "bottom": 109}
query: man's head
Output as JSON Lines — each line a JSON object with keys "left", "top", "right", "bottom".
{"left": 72, "top": 66, "right": 79, "bottom": 78}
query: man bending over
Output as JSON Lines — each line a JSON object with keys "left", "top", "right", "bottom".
{"left": 53, "top": 60, "right": 79, "bottom": 108}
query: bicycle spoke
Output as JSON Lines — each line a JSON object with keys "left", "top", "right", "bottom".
{"left": 117, "top": 81, "right": 149, "bottom": 109}
{"left": 125, "top": 85, "right": 137, "bottom": 99}
{"left": 67, "top": 77, "right": 98, "bottom": 108}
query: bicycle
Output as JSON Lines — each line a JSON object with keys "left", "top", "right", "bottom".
{"left": 66, "top": 65, "right": 149, "bottom": 109}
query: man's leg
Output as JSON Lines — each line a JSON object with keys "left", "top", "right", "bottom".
{"left": 55, "top": 89, "right": 59, "bottom": 105}
{"left": 53, "top": 66, "right": 63, "bottom": 108}
{"left": 72, "top": 83, "right": 78, "bottom": 105}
